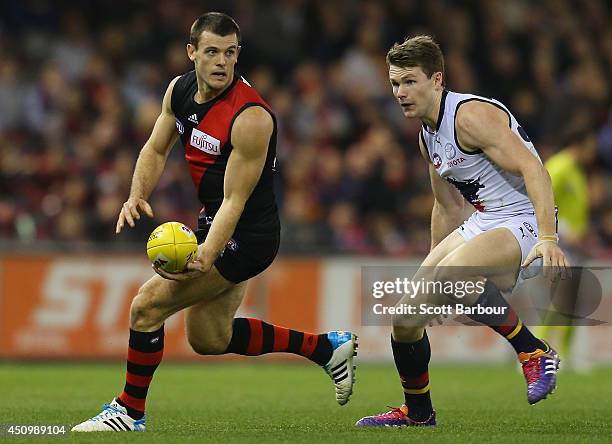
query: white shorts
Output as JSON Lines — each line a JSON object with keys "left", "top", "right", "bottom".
{"left": 455, "top": 211, "right": 539, "bottom": 265}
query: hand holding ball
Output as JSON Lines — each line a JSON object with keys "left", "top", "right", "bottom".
{"left": 146, "top": 222, "right": 198, "bottom": 272}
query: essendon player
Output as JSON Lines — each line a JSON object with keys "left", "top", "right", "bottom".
{"left": 72, "top": 13, "right": 357, "bottom": 432}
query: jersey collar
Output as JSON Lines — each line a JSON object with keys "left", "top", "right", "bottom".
{"left": 423, "top": 89, "right": 448, "bottom": 134}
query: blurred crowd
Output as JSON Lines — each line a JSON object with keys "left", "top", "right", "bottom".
{"left": 1, "top": 0, "right": 611, "bottom": 256}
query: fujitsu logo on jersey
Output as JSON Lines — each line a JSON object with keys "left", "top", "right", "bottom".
{"left": 190, "top": 128, "right": 221, "bottom": 155}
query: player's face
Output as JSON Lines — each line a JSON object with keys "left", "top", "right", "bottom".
{"left": 389, "top": 65, "right": 441, "bottom": 119}
{"left": 187, "top": 31, "right": 240, "bottom": 91}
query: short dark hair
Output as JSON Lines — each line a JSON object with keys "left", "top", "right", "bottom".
{"left": 386, "top": 35, "right": 444, "bottom": 79}
{"left": 189, "top": 12, "right": 241, "bottom": 48}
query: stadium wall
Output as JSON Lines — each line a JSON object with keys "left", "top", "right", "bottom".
{"left": 1, "top": 254, "right": 610, "bottom": 364}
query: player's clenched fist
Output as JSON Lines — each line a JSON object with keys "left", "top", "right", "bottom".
{"left": 116, "top": 197, "right": 154, "bottom": 233}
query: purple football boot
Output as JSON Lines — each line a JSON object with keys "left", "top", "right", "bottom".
{"left": 519, "top": 341, "right": 560, "bottom": 405}
{"left": 355, "top": 405, "right": 436, "bottom": 427}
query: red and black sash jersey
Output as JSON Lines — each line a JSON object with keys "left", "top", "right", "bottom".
{"left": 171, "top": 70, "right": 279, "bottom": 234}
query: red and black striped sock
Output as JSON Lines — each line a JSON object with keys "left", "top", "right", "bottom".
{"left": 116, "top": 326, "right": 164, "bottom": 420}
{"left": 224, "top": 318, "right": 333, "bottom": 366}
{"left": 466, "top": 281, "right": 546, "bottom": 354}
{"left": 391, "top": 331, "right": 433, "bottom": 422}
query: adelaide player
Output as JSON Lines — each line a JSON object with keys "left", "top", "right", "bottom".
{"left": 72, "top": 13, "right": 357, "bottom": 432}
{"left": 356, "top": 35, "right": 569, "bottom": 427}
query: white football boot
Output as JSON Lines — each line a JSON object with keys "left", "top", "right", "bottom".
{"left": 71, "top": 398, "right": 145, "bottom": 432}
{"left": 323, "top": 331, "right": 358, "bottom": 405}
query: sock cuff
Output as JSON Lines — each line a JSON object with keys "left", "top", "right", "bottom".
{"left": 226, "top": 318, "right": 251, "bottom": 353}
{"left": 391, "top": 329, "right": 428, "bottom": 345}
{"left": 129, "top": 325, "right": 165, "bottom": 352}
{"left": 391, "top": 330, "right": 429, "bottom": 355}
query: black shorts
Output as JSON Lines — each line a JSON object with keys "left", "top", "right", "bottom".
{"left": 195, "top": 221, "right": 280, "bottom": 284}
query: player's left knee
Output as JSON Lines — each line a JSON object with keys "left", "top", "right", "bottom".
{"left": 189, "top": 339, "right": 227, "bottom": 356}
{"left": 433, "top": 261, "right": 471, "bottom": 290}
{"left": 392, "top": 324, "right": 423, "bottom": 343}
{"left": 391, "top": 309, "right": 420, "bottom": 334}
{"left": 432, "top": 262, "right": 459, "bottom": 283}
{"left": 188, "top": 325, "right": 233, "bottom": 356}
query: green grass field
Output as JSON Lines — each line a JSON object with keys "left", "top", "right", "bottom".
{"left": 0, "top": 362, "right": 610, "bottom": 443}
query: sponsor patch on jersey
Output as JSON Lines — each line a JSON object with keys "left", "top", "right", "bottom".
{"left": 447, "top": 157, "right": 465, "bottom": 168}
{"left": 175, "top": 118, "right": 184, "bottom": 134}
{"left": 190, "top": 128, "right": 221, "bottom": 155}
{"left": 432, "top": 152, "right": 442, "bottom": 169}
{"left": 444, "top": 143, "right": 457, "bottom": 159}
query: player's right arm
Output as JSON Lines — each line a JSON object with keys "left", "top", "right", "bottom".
{"left": 116, "top": 76, "right": 181, "bottom": 233}
{"left": 419, "top": 136, "right": 465, "bottom": 249}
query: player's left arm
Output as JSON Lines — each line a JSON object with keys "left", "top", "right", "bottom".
{"left": 162, "top": 106, "right": 272, "bottom": 280}
{"left": 455, "top": 101, "right": 570, "bottom": 278}
{"left": 197, "top": 106, "right": 272, "bottom": 269}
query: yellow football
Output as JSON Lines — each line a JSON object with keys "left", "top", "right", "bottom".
{"left": 146, "top": 222, "right": 198, "bottom": 273}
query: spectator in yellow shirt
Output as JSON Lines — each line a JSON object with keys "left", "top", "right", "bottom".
{"left": 546, "top": 129, "right": 597, "bottom": 247}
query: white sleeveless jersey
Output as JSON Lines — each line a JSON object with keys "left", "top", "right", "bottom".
{"left": 421, "top": 90, "right": 540, "bottom": 216}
